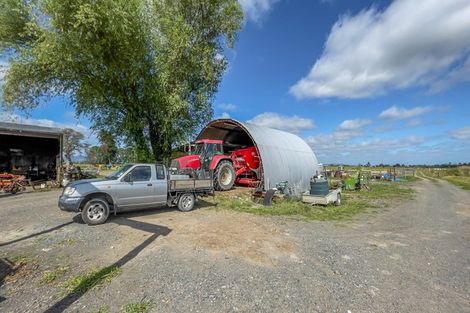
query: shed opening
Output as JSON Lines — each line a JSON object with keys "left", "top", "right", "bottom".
{"left": 0, "top": 134, "right": 60, "bottom": 180}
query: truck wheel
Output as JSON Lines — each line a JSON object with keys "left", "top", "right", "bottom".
{"left": 334, "top": 193, "right": 341, "bottom": 206}
{"left": 178, "top": 193, "right": 195, "bottom": 212}
{"left": 81, "top": 198, "right": 110, "bottom": 225}
{"left": 213, "top": 160, "right": 235, "bottom": 191}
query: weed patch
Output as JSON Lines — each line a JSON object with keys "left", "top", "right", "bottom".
{"left": 11, "top": 255, "right": 34, "bottom": 265}
{"left": 60, "top": 265, "right": 121, "bottom": 295}
{"left": 56, "top": 238, "right": 77, "bottom": 247}
{"left": 121, "top": 300, "right": 152, "bottom": 313}
{"left": 38, "top": 266, "right": 69, "bottom": 286}
{"left": 92, "top": 306, "right": 109, "bottom": 313}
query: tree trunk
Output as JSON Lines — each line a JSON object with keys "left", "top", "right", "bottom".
{"left": 129, "top": 127, "right": 152, "bottom": 163}
{"left": 147, "top": 119, "right": 172, "bottom": 165}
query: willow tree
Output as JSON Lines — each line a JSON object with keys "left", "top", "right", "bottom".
{"left": 0, "top": 0, "right": 243, "bottom": 162}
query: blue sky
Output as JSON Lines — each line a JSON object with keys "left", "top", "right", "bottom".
{"left": 1, "top": 0, "right": 470, "bottom": 165}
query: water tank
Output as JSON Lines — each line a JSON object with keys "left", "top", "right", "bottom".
{"left": 310, "top": 178, "right": 329, "bottom": 196}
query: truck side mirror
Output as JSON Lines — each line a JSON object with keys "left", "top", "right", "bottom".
{"left": 123, "top": 174, "right": 131, "bottom": 182}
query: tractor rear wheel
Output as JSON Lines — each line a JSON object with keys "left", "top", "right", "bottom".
{"left": 213, "top": 160, "right": 235, "bottom": 191}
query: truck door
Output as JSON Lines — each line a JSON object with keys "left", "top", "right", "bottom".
{"left": 155, "top": 164, "right": 168, "bottom": 204}
{"left": 116, "top": 165, "right": 156, "bottom": 210}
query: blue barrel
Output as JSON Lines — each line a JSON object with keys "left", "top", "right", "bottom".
{"left": 310, "top": 178, "right": 329, "bottom": 196}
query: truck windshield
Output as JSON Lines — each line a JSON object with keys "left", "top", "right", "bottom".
{"left": 106, "top": 164, "right": 133, "bottom": 180}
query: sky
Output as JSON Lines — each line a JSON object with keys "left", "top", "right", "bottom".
{"left": 1, "top": 0, "right": 470, "bottom": 165}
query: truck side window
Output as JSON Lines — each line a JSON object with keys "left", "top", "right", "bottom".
{"left": 156, "top": 164, "right": 165, "bottom": 180}
{"left": 130, "top": 166, "right": 151, "bottom": 181}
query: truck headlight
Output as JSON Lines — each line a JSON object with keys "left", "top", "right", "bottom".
{"left": 63, "top": 186, "right": 76, "bottom": 196}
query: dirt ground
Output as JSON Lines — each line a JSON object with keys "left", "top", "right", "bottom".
{"left": 0, "top": 179, "right": 469, "bottom": 312}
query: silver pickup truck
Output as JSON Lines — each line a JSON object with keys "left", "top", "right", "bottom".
{"left": 58, "top": 163, "right": 213, "bottom": 225}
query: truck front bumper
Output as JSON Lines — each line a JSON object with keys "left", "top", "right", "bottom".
{"left": 58, "top": 195, "right": 83, "bottom": 212}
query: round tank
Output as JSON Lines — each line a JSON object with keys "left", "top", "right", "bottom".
{"left": 310, "top": 178, "right": 329, "bottom": 196}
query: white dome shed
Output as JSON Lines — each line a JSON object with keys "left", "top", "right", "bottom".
{"left": 196, "top": 118, "right": 321, "bottom": 192}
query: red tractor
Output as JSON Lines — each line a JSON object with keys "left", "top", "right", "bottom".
{"left": 171, "top": 139, "right": 260, "bottom": 191}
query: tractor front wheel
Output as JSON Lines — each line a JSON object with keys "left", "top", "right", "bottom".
{"left": 213, "top": 160, "right": 235, "bottom": 191}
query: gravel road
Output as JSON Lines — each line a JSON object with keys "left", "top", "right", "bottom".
{"left": 0, "top": 179, "right": 469, "bottom": 313}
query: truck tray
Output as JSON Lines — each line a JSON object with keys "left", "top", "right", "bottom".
{"left": 169, "top": 178, "right": 213, "bottom": 191}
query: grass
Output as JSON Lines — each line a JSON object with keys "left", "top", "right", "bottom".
{"left": 38, "top": 266, "right": 69, "bottom": 286}
{"left": 214, "top": 181, "right": 415, "bottom": 221}
{"left": 441, "top": 176, "right": 470, "bottom": 190}
{"left": 399, "top": 175, "right": 421, "bottom": 183}
{"left": 417, "top": 170, "right": 439, "bottom": 183}
{"left": 56, "top": 238, "right": 77, "bottom": 247}
{"left": 121, "top": 300, "right": 152, "bottom": 313}
{"left": 419, "top": 166, "right": 470, "bottom": 190}
{"left": 60, "top": 265, "right": 121, "bottom": 295}
{"left": 92, "top": 306, "right": 109, "bottom": 313}
{"left": 11, "top": 254, "right": 34, "bottom": 265}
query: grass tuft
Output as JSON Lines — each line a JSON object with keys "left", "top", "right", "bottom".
{"left": 92, "top": 305, "right": 109, "bottom": 313}
{"left": 11, "top": 255, "right": 34, "bottom": 265}
{"left": 60, "top": 265, "right": 121, "bottom": 295}
{"left": 38, "top": 266, "right": 69, "bottom": 286}
{"left": 121, "top": 300, "right": 152, "bottom": 313}
{"left": 56, "top": 238, "right": 77, "bottom": 247}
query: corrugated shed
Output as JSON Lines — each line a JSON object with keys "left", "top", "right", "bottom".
{"left": 197, "top": 119, "right": 321, "bottom": 192}
{"left": 0, "top": 122, "right": 64, "bottom": 139}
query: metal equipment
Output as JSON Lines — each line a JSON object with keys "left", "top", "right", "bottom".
{"left": 0, "top": 173, "right": 27, "bottom": 194}
{"left": 171, "top": 139, "right": 260, "bottom": 191}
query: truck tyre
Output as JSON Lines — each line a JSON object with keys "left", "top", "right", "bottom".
{"left": 334, "top": 193, "right": 341, "bottom": 206}
{"left": 81, "top": 197, "right": 110, "bottom": 225}
{"left": 178, "top": 193, "right": 195, "bottom": 212}
{"left": 213, "top": 160, "right": 235, "bottom": 191}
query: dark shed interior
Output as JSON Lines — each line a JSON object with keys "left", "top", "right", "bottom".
{"left": 197, "top": 120, "right": 255, "bottom": 153}
{"left": 0, "top": 122, "right": 62, "bottom": 180}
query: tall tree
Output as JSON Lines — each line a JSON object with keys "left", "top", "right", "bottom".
{"left": 63, "top": 128, "right": 86, "bottom": 163}
{"left": 0, "top": 0, "right": 243, "bottom": 163}
{"left": 98, "top": 130, "right": 117, "bottom": 164}
{"left": 86, "top": 146, "right": 104, "bottom": 164}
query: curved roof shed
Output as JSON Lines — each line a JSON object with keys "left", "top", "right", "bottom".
{"left": 197, "top": 119, "right": 321, "bottom": 192}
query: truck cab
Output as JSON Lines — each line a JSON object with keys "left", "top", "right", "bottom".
{"left": 59, "top": 163, "right": 213, "bottom": 225}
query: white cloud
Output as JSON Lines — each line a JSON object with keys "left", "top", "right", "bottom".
{"left": 217, "top": 103, "right": 237, "bottom": 112}
{"left": 247, "top": 112, "right": 315, "bottom": 134}
{"left": 338, "top": 119, "right": 371, "bottom": 131}
{"left": 379, "top": 105, "right": 432, "bottom": 120}
{"left": 450, "top": 127, "right": 470, "bottom": 140}
{"left": 239, "top": 0, "right": 279, "bottom": 22}
{"left": 306, "top": 132, "right": 425, "bottom": 154}
{"left": 307, "top": 118, "right": 371, "bottom": 151}
{"left": 431, "top": 56, "right": 470, "bottom": 92}
{"left": 290, "top": 0, "right": 470, "bottom": 99}
{"left": 220, "top": 112, "right": 231, "bottom": 119}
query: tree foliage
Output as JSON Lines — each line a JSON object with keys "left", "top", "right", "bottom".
{"left": 63, "top": 128, "right": 86, "bottom": 163}
{"left": 98, "top": 130, "right": 117, "bottom": 164}
{"left": 0, "top": 0, "right": 243, "bottom": 163}
{"left": 86, "top": 145, "right": 104, "bottom": 164}
{"left": 86, "top": 130, "right": 118, "bottom": 164}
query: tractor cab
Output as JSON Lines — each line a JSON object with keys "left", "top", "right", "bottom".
{"left": 170, "top": 139, "right": 235, "bottom": 190}
{"left": 193, "top": 139, "right": 224, "bottom": 170}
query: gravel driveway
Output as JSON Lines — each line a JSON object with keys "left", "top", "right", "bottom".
{"left": 0, "top": 179, "right": 469, "bottom": 313}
